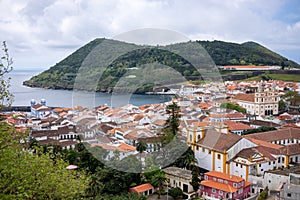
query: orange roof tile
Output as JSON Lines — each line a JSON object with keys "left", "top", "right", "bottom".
{"left": 129, "top": 183, "right": 154, "bottom": 193}
{"left": 233, "top": 93, "right": 255, "bottom": 102}
{"left": 224, "top": 121, "right": 253, "bottom": 131}
{"left": 200, "top": 180, "right": 238, "bottom": 193}
{"left": 223, "top": 65, "right": 269, "bottom": 69}
{"left": 118, "top": 143, "right": 136, "bottom": 152}
{"left": 245, "top": 138, "right": 283, "bottom": 149}
{"left": 205, "top": 170, "right": 244, "bottom": 182}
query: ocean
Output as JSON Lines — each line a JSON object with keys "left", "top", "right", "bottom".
{"left": 9, "top": 70, "right": 172, "bottom": 108}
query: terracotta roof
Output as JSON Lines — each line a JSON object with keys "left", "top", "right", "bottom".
{"left": 234, "top": 146, "right": 276, "bottom": 162}
{"left": 233, "top": 93, "right": 255, "bottom": 102}
{"left": 246, "top": 138, "right": 283, "bottom": 149}
{"left": 222, "top": 65, "right": 269, "bottom": 69}
{"left": 91, "top": 142, "right": 136, "bottom": 152}
{"left": 129, "top": 183, "right": 154, "bottom": 194}
{"left": 134, "top": 114, "right": 145, "bottom": 121}
{"left": 224, "top": 121, "right": 253, "bottom": 131}
{"left": 152, "top": 119, "right": 165, "bottom": 126}
{"left": 248, "top": 120, "right": 281, "bottom": 128}
{"left": 205, "top": 170, "right": 244, "bottom": 183}
{"left": 280, "top": 143, "right": 300, "bottom": 156}
{"left": 226, "top": 112, "right": 246, "bottom": 119}
{"left": 244, "top": 127, "right": 300, "bottom": 142}
{"left": 200, "top": 180, "right": 238, "bottom": 193}
{"left": 196, "top": 129, "right": 242, "bottom": 152}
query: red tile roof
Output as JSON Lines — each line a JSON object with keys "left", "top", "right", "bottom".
{"left": 280, "top": 143, "right": 300, "bottom": 156}
{"left": 197, "top": 129, "right": 242, "bottom": 152}
{"left": 245, "top": 138, "right": 283, "bottom": 149}
{"left": 205, "top": 170, "right": 244, "bottom": 182}
{"left": 223, "top": 65, "right": 269, "bottom": 69}
{"left": 200, "top": 180, "right": 238, "bottom": 193}
{"left": 233, "top": 93, "right": 255, "bottom": 102}
{"left": 244, "top": 127, "right": 300, "bottom": 142}
{"left": 129, "top": 183, "right": 154, "bottom": 194}
{"left": 224, "top": 121, "right": 253, "bottom": 131}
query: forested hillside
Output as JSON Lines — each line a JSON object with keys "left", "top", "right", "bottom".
{"left": 23, "top": 38, "right": 299, "bottom": 93}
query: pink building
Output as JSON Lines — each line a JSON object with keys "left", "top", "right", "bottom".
{"left": 200, "top": 171, "right": 251, "bottom": 199}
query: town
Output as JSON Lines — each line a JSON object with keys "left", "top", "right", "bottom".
{"left": 2, "top": 79, "right": 300, "bottom": 200}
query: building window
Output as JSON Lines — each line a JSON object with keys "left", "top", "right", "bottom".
{"left": 224, "top": 180, "right": 228, "bottom": 184}
{"left": 204, "top": 175, "right": 208, "bottom": 180}
{"left": 212, "top": 188, "right": 216, "bottom": 193}
{"left": 213, "top": 177, "right": 217, "bottom": 181}
{"left": 233, "top": 183, "right": 237, "bottom": 188}
{"left": 202, "top": 147, "right": 205, "bottom": 152}
{"left": 200, "top": 185, "right": 204, "bottom": 190}
{"left": 208, "top": 150, "right": 211, "bottom": 154}
{"left": 196, "top": 146, "right": 199, "bottom": 151}
{"left": 218, "top": 179, "right": 223, "bottom": 183}
{"left": 236, "top": 163, "right": 238, "bottom": 167}
{"left": 217, "top": 154, "right": 221, "bottom": 160}
{"left": 287, "top": 193, "right": 291, "bottom": 197}
{"left": 219, "top": 190, "right": 223, "bottom": 195}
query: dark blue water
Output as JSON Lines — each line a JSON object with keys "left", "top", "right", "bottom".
{"left": 9, "top": 70, "right": 172, "bottom": 108}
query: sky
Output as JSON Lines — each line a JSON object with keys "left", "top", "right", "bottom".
{"left": 0, "top": 0, "right": 300, "bottom": 70}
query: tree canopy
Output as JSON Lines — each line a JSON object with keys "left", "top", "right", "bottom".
{"left": 0, "top": 122, "right": 88, "bottom": 199}
{"left": 0, "top": 41, "right": 13, "bottom": 108}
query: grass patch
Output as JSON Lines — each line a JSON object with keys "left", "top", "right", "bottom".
{"left": 244, "top": 73, "right": 300, "bottom": 82}
{"left": 267, "top": 74, "right": 300, "bottom": 82}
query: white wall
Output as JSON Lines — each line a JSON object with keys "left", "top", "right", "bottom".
{"left": 227, "top": 138, "right": 257, "bottom": 161}
{"left": 263, "top": 172, "right": 289, "bottom": 191}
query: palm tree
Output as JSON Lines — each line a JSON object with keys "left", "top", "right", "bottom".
{"left": 151, "top": 170, "right": 167, "bottom": 199}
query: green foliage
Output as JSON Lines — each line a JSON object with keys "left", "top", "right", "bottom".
{"left": 220, "top": 102, "right": 247, "bottom": 114}
{"left": 243, "top": 126, "right": 276, "bottom": 135}
{"left": 137, "top": 141, "right": 147, "bottom": 153}
{"left": 173, "top": 146, "right": 196, "bottom": 169}
{"left": 23, "top": 39, "right": 300, "bottom": 93}
{"left": 0, "top": 41, "right": 14, "bottom": 108}
{"left": 168, "top": 187, "right": 183, "bottom": 199}
{"left": 191, "top": 166, "right": 201, "bottom": 191}
{"left": 279, "top": 100, "right": 287, "bottom": 111}
{"left": 150, "top": 170, "right": 167, "bottom": 199}
{"left": 197, "top": 40, "right": 299, "bottom": 67}
{"left": 93, "top": 192, "right": 147, "bottom": 200}
{"left": 0, "top": 123, "right": 88, "bottom": 199}
{"left": 86, "top": 165, "right": 141, "bottom": 196}
{"left": 164, "top": 102, "right": 181, "bottom": 136}
{"left": 257, "top": 188, "right": 268, "bottom": 200}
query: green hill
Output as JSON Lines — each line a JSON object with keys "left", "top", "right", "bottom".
{"left": 23, "top": 39, "right": 300, "bottom": 93}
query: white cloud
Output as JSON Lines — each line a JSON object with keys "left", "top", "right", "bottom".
{"left": 0, "top": 0, "right": 300, "bottom": 69}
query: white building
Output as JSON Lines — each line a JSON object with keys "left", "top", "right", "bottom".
{"left": 233, "top": 83, "right": 279, "bottom": 116}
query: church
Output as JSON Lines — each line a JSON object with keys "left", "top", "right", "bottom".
{"left": 233, "top": 83, "right": 279, "bottom": 116}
